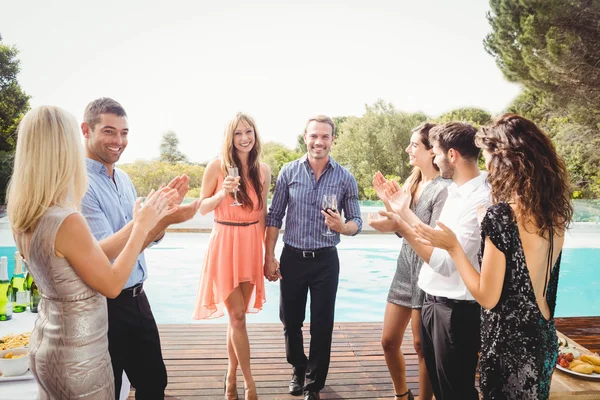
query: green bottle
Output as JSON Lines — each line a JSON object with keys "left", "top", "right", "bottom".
{"left": 0, "top": 256, "right": 13, "bottom": 321}
{"left": 10, "top": 252, "right": 27, "bottom": 313}
{"left": 27, "top": 259, "right": 40, "bottom": 313}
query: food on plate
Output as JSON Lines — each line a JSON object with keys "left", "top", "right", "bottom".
{"left": 558, "top": 337, "right": 568, "bottom": 347}
{"left": 581, "top": 354, "right": 600, "bottom": 366}
{"left": 0, "top": 332, "right": 30, "bottom": 351}
{"left": 559, "top": 346, "right": 581, "bottom": 359}
{"left": 570, "top": 363, "right": 595, "bottom": 374}
{"left": 3, "top": 352, "right": 26, "bottom": 359}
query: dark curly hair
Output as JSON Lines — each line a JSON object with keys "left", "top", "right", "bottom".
{"left": 476, "top": 114, "right": 573, "bottom": 237}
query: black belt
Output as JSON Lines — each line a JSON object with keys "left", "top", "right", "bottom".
{"left": 426, "top": 294, "right": 478, "bottom": 305}
{"left": 284, "top": 244, "right": 336, "bottom": 258}
{"left": 118, "top": 283, "right": 144, "bottom": 298}
{"left": 214, "top": 219, "right": 259, "bottom": 226}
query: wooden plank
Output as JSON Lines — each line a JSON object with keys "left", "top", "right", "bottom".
{"left": 126, "top": 318, "right": 600, "bottom": 399}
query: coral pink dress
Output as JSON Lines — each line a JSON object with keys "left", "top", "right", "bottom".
{"left": 193, "top": 173, "right": 266, "bottom": 319}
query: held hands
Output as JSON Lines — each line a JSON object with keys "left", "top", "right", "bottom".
{"left": 321, "top": 208, "right": 345, "bottom": 233}
{"left": 413, "top": 221, "right": 460, "bottom": 252}
{"left": 133, "top": 188, "right": 178, "bottom": 232}
{"left": 264, "top": 257, "right": 282, "bottom": 282}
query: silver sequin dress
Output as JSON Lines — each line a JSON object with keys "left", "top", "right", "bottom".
{"left": 387, "top": 176, "right": 451, "bottom": 308}
{"left": 24, "top": 206, "right": 114, "bottom": 399}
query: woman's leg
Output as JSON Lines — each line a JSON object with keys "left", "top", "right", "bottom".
{"left": 225, "top": 282, "right": 257, "bottom": 400}
{"left": 226, "top": 323, "right": 239, "bottom": 397}
{"left": 411, "top": 308, "right": 433, "bottom": 400}
{"left": 381, "top": 301, "right": 413, "bottom": 398}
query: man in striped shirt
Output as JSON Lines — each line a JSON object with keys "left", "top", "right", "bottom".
{"left": 265, "top": 115, "right": 362, "bottom": 400}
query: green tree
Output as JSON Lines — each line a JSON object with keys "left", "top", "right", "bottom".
{"left": 331, "top": 100, "right": 427, "bottom": 199}
{"left": 159, "top": 131, "right": 188, "bottom": 163}
{"left": 485, "top": 0, "right": 600, "bottom": 129}
{"left": 261, "top": 142, "right": 301, "bottom": 192}
{"left": 120, "top": 160, "right": 205, "bottom": 197}
{"left": 0, "top": 36, "right": 31, "bottom": 202}
{"left": 436, "top": 107, "right": 492, "bottom": 128}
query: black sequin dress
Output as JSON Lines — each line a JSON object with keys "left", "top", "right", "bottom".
{"left": 478, "top": 202, "right": 561, "bottom": 400}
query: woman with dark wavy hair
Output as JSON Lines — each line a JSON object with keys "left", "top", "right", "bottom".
{"left": 413, "top": 113, "right": 573, "bottom": 399}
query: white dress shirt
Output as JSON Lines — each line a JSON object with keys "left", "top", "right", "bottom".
{"left": 417, "top": 172, "right": 491, "bottom": 300}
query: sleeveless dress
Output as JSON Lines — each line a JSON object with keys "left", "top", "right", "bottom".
{"left": 21, "top": 206, "right": 114, "bottom": 399}
{"left": 193, "top": 173, "right": 266, "bottom": 319}
{"left": 387, "top": 176, "right": 451, "bottom": 308}
{"left": 479, "top": 202, "right": 561, "bottom": 400}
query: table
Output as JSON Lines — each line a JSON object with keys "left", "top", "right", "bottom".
{"left": 0, "top": 311, "right": 130, "bottom": 400}
{"left": 550, "top": 332, "right": 600, "bottom": 399}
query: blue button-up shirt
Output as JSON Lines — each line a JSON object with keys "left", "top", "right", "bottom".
{"left": 266, "top": 154, "right": 362, "bottom": 250}
{"left": 81, "top": 158, "right": 149, "bottom": 289}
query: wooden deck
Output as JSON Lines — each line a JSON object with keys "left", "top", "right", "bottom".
{"left": 128, "top": 317, "right": 600, "bottom": 399}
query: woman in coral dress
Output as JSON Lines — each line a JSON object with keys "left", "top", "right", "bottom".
{"left": 194, "top": 112, "right": 270, "bottom": 400}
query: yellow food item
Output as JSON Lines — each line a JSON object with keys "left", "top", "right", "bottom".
{"left": 3, "top": 352, "right": 26, "bottom": 359}
{"left": 570, "top": 363, "right": 595, "bottom": 374}
{"left": 580, "top": 354, "right": 600, "bottom": 366}
{"left": 568, "top": 360, "right": 587, "bottom": 369}
{"left": 0, "top": 332, "right": 30, "bottom": 350}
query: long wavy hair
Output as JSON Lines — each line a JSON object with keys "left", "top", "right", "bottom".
{"left": 7, "top": 106, "right": 88, "bottom": 233}
{"left": 220, "top": 112, "right": 263, "bottom": 211}
{"left": 476, "top": 113, "right": 573, "bottom": 237}
{"left": 403, "top": 122, "right": 439, "bottom": 208}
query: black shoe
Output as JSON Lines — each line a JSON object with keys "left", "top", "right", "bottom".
{"left": 395, "top": 389, "right": 414, "bottom": 400}
{"left": 303, "top": 391, "right": 320, "bottom": 400}
{"left": 289, "top": 373, "right": 304, "bottom": 396}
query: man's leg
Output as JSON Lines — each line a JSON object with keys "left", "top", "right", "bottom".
{"left": 107, "top": 297, "right": 131, "bottom": 400}
{"left": 304, "top": 250, "right": 339, "bottom": 393}
{"left": 121, "top": 291, "right": 168, "bottom": 400}
{"left": 431, "top": 300, "right": 480, "bottom": 400}
{"left": 279, "top": 248, "right": 310, "bottom": 378}
{"left": 419, "top": 299, "right": 443, "bottom": 400}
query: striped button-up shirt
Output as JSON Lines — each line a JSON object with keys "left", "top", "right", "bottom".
{"left": 81, "top": 158, "right": 150, "bottom": 289}
{"left": 266, "top": 154, "right": 362, "bottom": 250}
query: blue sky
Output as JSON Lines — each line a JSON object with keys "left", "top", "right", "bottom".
{"left": 1, "top": 0, "right": 521, "bottom": 163}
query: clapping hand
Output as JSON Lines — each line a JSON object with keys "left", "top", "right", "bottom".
{"left": 166, "top": 174, "right": 190, "bottom": 206}
{"left": 368, "top": 210, "right": 408, "bottom": 233}
{"left": 373, "top": 172, "right": 389, "bottom": 202}
{"left": 133, "top": 188, "right": 178, "bottom": 231}
{"left": 413, "top": 221, "right": 460, "bottom": 252}
{"left": 384, "top": 180, "right": 411, "bottom": 214}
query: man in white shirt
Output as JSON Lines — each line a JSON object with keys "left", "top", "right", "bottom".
{"left": 370, "top": 122, "right": 489, "bottom": 400}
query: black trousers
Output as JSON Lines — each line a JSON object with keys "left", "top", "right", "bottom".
{"left": 279, "top": 245, "right": 340, "bottom": 393}
{"left": 420, "top": 296, "right": 481, "bottom": 400}
{"left": 107, "top": 287, "right": 167, "bottom": 400}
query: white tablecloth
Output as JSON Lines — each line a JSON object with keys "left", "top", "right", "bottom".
{"left": 0, "top": 311, "right": 130, "bottom": 400}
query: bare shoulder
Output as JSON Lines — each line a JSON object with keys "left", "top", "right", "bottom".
{"left": 261, "top": 162, "right": 271, "bottom": 176}
{"left": 204, "top": 158, "right": 224, "bottom": 178}
{"left": 55, "top": 213, "right": 94, "bottom": 257}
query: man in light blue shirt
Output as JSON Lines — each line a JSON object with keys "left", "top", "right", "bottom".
{"left": 265, "top": 115, "right": 362, "bottom": 400}
{"left": 81, "top": 97, "right": 199, "bottom": 399}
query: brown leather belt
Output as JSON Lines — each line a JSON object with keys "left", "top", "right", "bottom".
{"left": 214, "top": 219, "right": 259, "bottom": 226}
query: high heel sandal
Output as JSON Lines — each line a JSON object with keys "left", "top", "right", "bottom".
{"left": 395, "top": 389, "right": 414, "bottom": 400}
{"left": 224, "top": 372, "right": 239, "bottom": 400}
{"left": 244, "top": 383, "right": 258, "bottom": 400}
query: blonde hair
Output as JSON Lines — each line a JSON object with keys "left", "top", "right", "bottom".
{"left": 7, "top": 106, "right": 88, "bottom": 233}
{"left": 220, "top": 112, "right": 263, "bottom": 210}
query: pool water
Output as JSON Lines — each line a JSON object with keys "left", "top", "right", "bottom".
{"left": 2, "top": 233, "right": 598, "bottom": 324}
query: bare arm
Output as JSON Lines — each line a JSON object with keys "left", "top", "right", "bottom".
{"left": 57, "top": 192, "right": 173, "bottom": 298}
{"left": 199, "top": 159, "right": 240, "bottom": 215}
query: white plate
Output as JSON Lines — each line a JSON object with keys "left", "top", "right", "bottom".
{"left": 556, "top": 363, "right": 600, "bottom": 379}
{"left": 0, "top": 369, "right": 35, "bottom": 382}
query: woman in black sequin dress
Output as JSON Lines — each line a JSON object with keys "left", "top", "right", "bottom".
{"left": 413, "top": 114, "right": 573, "bottom": 399}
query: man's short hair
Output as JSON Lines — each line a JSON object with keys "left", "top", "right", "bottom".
{"left": 83, "top": 97, "right": 127, "bottom": 130}
{"left": 429, "top": 122, "right": 480, "bottom": 161}
{"left": 304, "top": 115, "right": 335, "bottom": 136}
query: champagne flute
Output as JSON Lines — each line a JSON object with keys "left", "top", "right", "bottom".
{"left": 322, "top": 194, "right": 337, "bottom": 236}
{"left": 227, "top": 167, "right": 242, "bottom": 206}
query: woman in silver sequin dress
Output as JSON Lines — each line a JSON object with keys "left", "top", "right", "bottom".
{"left": 7, "top": 106, "right": 174, "bottom": 399}
{"left": 372, "top": 123, "right": 450, "bottom": 400}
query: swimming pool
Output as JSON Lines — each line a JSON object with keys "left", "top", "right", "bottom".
{"left": 1, "top": 229, "right": 598, "bottom": 324}
{"left": 142, "top": 231, "right": 599, "bottom": 324}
